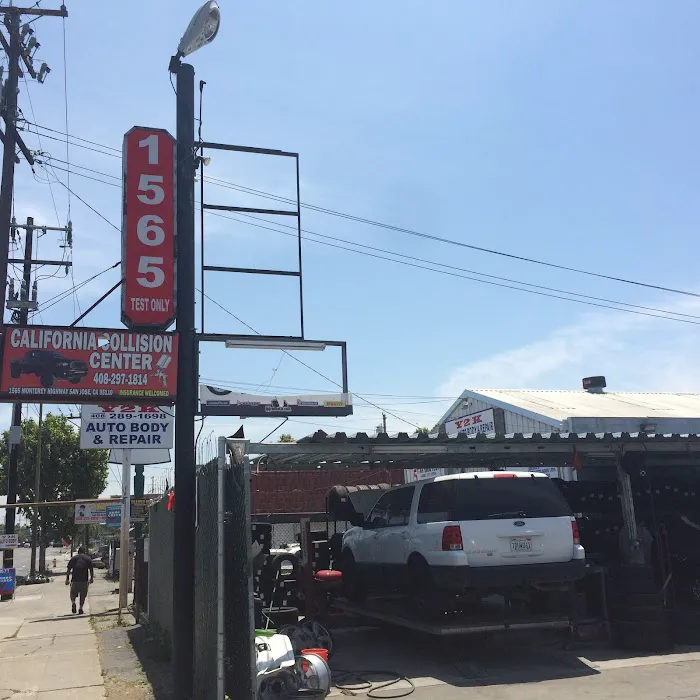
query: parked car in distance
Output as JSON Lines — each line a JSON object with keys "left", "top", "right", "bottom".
{"left": 341, "top": 471, "right": 585, "bottom": 606}
{"left": 10, "top": 350, "right": 89, "bottom": 388}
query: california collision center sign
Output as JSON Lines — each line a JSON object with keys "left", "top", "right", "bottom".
{"left": 80, "top": 404, "right": 174, "bottom": 449}
{"left": 0, "top": 326, "right": 178, "bottom": 403}
{"left": 122, "top": 126, "right": 176, "bottom": 330}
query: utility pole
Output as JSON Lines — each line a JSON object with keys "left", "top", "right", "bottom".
{"left": 0, "top": 10, "right": 20, "bottom": 301}
{"left": 29, "top": 402, "right": 42, "bottom": 577}
{"left": 1, "top": 215, "right": 71, "bottom": 594}
{"left": 0, "top": 4, "right": 68, "bottom": 601}
{"left": 382, "top": 413, "right": 387, "bottom": 434}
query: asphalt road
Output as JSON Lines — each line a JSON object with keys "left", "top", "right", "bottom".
{"left": 6, "top": 546, "right": 68, "bottom": 576}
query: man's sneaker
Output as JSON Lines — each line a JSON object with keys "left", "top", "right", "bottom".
{"left": 78, "top": 608, "right": 84, "bottom": 615}
{"left": 72, "top": 603, "right": 76, "bottom": 614}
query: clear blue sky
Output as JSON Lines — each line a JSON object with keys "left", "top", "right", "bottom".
{"left": 5, "top": 1, "right": 700, "bottom": 495}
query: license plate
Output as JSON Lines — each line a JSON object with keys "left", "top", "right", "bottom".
{"left": 510, "top": 537, "right": 532, "bottom": 552}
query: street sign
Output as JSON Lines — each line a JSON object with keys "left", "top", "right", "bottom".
{"left": 0, "top": 568, "right": 16, "bottom": 596}
{"left": 80, "top": 404, "right": 174, "bottom": 450}
{"left": 122, "top": 126, "right": 176, "bottom": 330}
{"left": 130, "top": 499, "right": 148, "bottom": 523}
{"left": 0, "top": 326, "right": 178, "bottom": 403}
{"left": 106, "top": 504, "right": 122, "bottom": 527}
{"left": 0, "top": 534, "right": 18, "bottom": 549}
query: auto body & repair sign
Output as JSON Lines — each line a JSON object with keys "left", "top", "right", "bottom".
{"left": 0, "top": 326, "right": 178, "bottom": 403}
{"left": 80, "top": 404, "right": 174, "bottom": 449}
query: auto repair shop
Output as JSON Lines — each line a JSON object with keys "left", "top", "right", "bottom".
{"left": 436, "top": 376, "right": 700, "bottom": 439}
{"left": 244, "top": 424, "right": 700, "bottom": 653}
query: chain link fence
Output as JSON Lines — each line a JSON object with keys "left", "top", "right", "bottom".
{"left": 194, "top": 459, "right": 219, "bottom": 698}
{"left": 147, "top": 495, "right": 174, "bottom": 648}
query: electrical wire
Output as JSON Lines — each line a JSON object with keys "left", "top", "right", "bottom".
{"left": 202, "top": 177, "right": 700, "bottom": 299}
{"left": 198, "top": 288, "right": 422, "bottom": 430}
{"left": 48, "top": 176, "right": 120, "bottom": 232}
{"left": 19, "top": 122, "right": 699, "bottom": 299}
{"left": 213, "top": 209, "right": 700, "bottom": 323}
{"left": 22, "top": 121, "right": 120, "bottom": 153}
{"left": 18, "top": 93, "right": 60, "bottom": 226}
{"left": 205, "top": 209, "right": 700, "bottom": 326}
{"left": 199, "top": 378, "right": 462, "bottom": 400}
{"left": 30, "top": 154, "right": 700, "bottom": 324}
{"left": 30, "top": 261, "right": 119, "bottom": 317}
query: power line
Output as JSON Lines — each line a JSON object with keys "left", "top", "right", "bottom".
{"left": 20, "top": 122, "right": 699, "bottom": 299}
{"left": 227, "top": 210, "right": 700, "bottom": 321}
{"left": 202, "top": 178, "right": 700, "bottom": 300}
{"left": 48, "top": 175, "right": 120, "bottom": 232}
{"left": 199, "top": 377, "right": 462, "bottom": 400}
{"left": 33, "top": 158, "right": 700, "bottom": 324}
{"left": 199, "top": 289, "right": 422, "bottom": 430}
{"left": 30, "top": 260, "right": 119, "bottom": 317}
{"left": 205, "top": 209, "right": 700, "bottom": 326}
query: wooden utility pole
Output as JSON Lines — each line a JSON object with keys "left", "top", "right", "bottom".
{"left": 0, "top": 4, "right": 69, "bottom": 599}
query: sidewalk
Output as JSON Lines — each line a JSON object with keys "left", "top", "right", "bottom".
{"left": 0, "top": 557, "right": 104, "bottom": 698}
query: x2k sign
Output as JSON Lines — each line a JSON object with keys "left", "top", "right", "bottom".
{"left": 122, "top": 127, "right": 176, "bottom": 330}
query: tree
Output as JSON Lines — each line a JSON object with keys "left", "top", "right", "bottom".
{"left": 0, "top": 413, "right": 109, "bottom": 564}
{"left": 415, "top": 427, "right": 431, "bottom": 435}
{"left": 278, "top": 433, "right": 295, "bottom": 443}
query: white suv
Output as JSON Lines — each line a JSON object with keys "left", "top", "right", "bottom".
{"left": 341, "top": 471, "right": 585, "bottom": 599}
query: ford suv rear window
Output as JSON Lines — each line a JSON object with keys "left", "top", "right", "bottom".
{"left": 416, "top": 477, "right": 571, "bottom": 523}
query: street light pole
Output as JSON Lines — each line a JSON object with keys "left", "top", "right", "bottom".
{"left": 173, "top": 59, "right": 197, "bottom": 700}
{"left": 169, "top": 5, "right": 220, "bottom": 696}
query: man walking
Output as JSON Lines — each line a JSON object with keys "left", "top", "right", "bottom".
{"left": 66, "top": 546, "right": 94, "bottom": 614}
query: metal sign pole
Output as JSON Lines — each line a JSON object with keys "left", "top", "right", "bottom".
{"left": 118, "top": 448, "right": 132, "bottom": 621}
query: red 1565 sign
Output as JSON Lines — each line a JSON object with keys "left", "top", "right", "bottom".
{"left": 122, "top": 127, "right": 176, "bottom": 329}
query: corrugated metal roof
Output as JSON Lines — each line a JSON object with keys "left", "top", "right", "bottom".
{"left": 244, "top": 431, "right": 700, "bottom": 470}
{"left": 453, "top": 390, "right": 700, "bottom": 422}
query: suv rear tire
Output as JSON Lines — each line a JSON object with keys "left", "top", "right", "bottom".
{"left": 407, "top": 554, "right": 439, "bottom": 616}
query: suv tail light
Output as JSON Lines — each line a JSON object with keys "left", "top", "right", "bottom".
{"left": 571, "top": 518, "right": 580, "bottom": 545}
{"left": 442, "top": 525, "right": 463, "bottom": 551}
{"left": 493, "top": 473, "right": 517, "bottom": 478}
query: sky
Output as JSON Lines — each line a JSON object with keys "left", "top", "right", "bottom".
{"left": 2, "top": 0, "right": 700, "bottom": 497}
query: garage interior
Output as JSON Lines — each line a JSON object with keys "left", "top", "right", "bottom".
{"left": 246, "top": 430, "right": 700, "bottom": 651}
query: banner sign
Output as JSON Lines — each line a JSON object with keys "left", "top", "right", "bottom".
{"left": 122, "top": 126, "right": 176, "bottom": 330}
{"left": 0, "top": 568, "right": 16, "bottom": 596}
{"left": 0, "top": 326, "right": 178, "bottom": 403}
{"left": 0, "top": 534, "right": 18, "bottom": 549}
{"left": 444, "top": 409, "right": 496, "bottom": 437}
{"left": 74, "top": 503, "right": 113, "bottom": 525}
{"left": 106, "top": 504, "right": 122, "bottom": 527}
{"left": 199, "top": 385, "right": 353, "bottom": 417}
{"left": 80, "top": 404, "right": 174, "bottom": 449}
{"left": 404, "top": 467, "right": 445, "bottom": 483}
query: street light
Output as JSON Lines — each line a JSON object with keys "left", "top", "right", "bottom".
{"left": 170, "top": 1, "right": 221, "bottom": 69}
{"left": 169, "top": 3, "right": 220, "bottom": 698}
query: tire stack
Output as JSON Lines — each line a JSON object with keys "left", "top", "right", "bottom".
{"left": 608, "top": 565, "right": 673, "bottom": 652}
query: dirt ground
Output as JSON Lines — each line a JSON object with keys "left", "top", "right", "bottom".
{"left": 88, "top": 574, "right": 172, "bottom": 700}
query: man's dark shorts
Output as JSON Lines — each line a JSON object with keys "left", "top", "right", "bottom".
{"left": 70, "top": 581, "right": 89, "bottom": 600}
